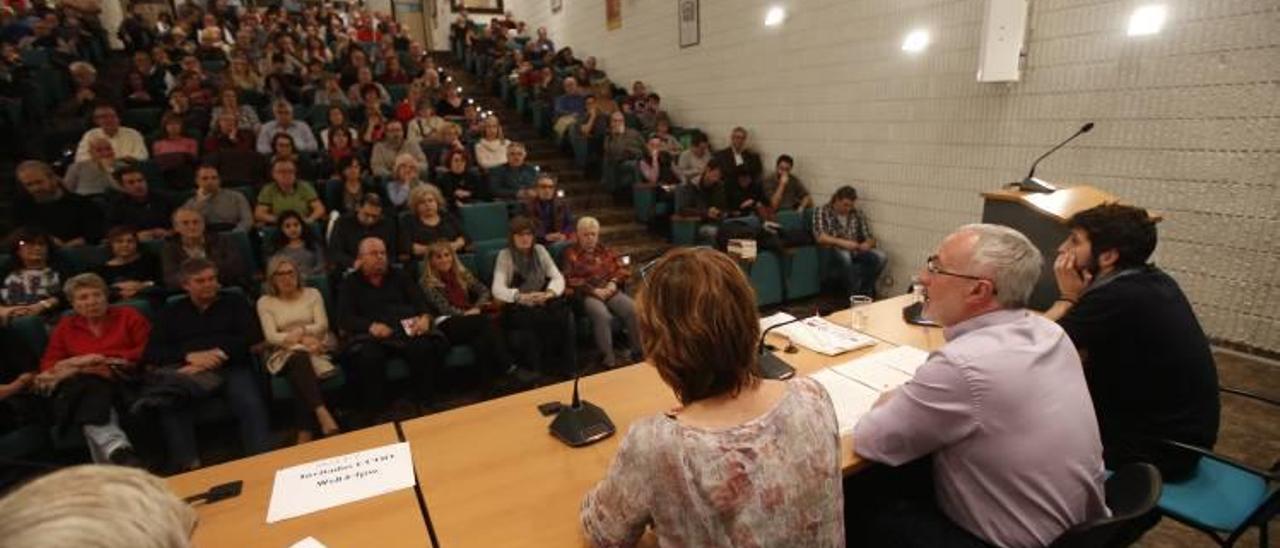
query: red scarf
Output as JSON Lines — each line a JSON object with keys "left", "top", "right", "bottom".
{"left": 441, "top": 272, "right": 469, "bottom": 310}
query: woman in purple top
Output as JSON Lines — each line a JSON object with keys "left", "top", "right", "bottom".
{"left": 581, "top": 247, "right": 844, "bottom": 547}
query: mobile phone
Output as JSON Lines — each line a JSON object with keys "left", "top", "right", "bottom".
{"left": 537, "top": 401, "right": 563, "bottom": 416}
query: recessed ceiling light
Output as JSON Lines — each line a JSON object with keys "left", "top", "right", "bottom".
{"left": 902, "top": 29, "right": 930, "bottom": 53}
{"left": 1128, "top": 5, "right": 1167, "bottom": 36}
{"left": 764, "top": 6, "right": 786, "bottom": 27}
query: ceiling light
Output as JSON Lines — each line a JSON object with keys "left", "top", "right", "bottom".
{"left": 902, "top": 29, "right": 930, "bottom": 53}
{"left": 1127, "top": 5, "right": 1166, "bottom": 36}
{"left": 764, "top": 6, "right": 786, "bottom": 27}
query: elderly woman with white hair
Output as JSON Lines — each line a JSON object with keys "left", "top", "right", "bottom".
{"left": 560, "top": 217, "right": 641, "bottom": 368}
{"left": 0, "top": 465, "right": 196, "bottom": 548}
{"left": 385, "top": 152, "right": 426, "bottom": 211}
{"left": 36, "top": 273, "right": 151, "bottom": 466}
{"left": 62, "top": 136, "right": 122, "bottom": 196}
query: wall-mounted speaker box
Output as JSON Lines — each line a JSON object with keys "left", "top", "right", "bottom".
{"left": 977, "top": 0, "right": 1029, "bottom": 82}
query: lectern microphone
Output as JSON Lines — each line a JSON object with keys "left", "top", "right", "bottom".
{"left": 1016, "top": 122, "right": 1095, "bottom": 193}
{"left": 548, "top": 367, "right": 615, "bottom": 447}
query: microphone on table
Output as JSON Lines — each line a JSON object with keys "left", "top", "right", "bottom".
{"left": 757, "top": 305, "right": 837, "bottom": 380}
{"left": 1015, "top": 122, "right": 1095, "bottom": 193}
{"left": 549, "top": 366, "right": 616, "bottom": 448}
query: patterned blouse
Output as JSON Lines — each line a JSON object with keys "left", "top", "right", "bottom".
{"left": 561, "top": 243, "right": 628, "bottom": 294}
{"left": 581, "top": 377, "right": 845, "bottom": 547}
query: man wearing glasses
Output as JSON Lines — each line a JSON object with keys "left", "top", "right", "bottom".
{"left": 850, "top": 224, "right": 1108, "bottom": 547}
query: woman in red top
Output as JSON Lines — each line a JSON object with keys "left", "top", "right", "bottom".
{"left": 37, "top": 273, "right": 151, "bottom": 466}
{"left": 560, "top": 216, "right": 641, "bottom": 368}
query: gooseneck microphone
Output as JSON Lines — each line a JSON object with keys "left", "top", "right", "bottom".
{"left": 757, "top": 306, "right": 836, "bottom": 379}
{"left": 1017, "top": 122, "right": 1095, "bottom": 193}
{"left": 549, "top": 366, "right": 616, "bottom": 447}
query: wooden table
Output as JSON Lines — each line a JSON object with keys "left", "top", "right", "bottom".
{"left": 404, "top": 295, "right": 943, "bottom": 548}
{"left": 168, "top": 424, "right": 432, "bottom": 548}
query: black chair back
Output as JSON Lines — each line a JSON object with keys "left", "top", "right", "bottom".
{"left": 1050, "top": 463, "right": 1163, "bottom": 548}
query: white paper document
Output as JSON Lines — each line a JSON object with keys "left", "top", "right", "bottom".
{"left": 290, "top": 538, "right": 328, "bottom": 548}
{"left": 834, "top": 361, "right": 915, "bottom": 392}
{"left": 834, "top": 346, "right": 932, "bottom": 379}
{"left": 266, "top": 442, "right": 417, "bottom": 524}
{"left": 811, "top": 369, "right": 881, "bottom": 434}
{"left": 762, "top": 314, "right": 877, "bottom": 356}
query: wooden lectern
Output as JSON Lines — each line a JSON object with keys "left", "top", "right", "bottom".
{"left": 981, "top": 185, "right": 1156, "bottom": 310}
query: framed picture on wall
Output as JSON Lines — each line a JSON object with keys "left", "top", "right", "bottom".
{"left": 550, "top": 0, "right": 562, "bottom": 14}
{"left": 678, "top": 0, "right": 699, "bottom": 48}
{"left": 451, "top": 0, "right": 504, "bottom": 14}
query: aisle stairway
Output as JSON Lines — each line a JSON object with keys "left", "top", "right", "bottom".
{"left": 437, "top": 59, "right": 673, "bottom": 266}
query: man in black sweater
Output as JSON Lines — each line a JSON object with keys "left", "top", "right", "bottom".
{"left": 13, "top": 160, "right": 104, "bottom": 246}
{"left": 328, "top": 193, "right": 398, "bottom": 272}
{"left": 104, "top": 164, "right": 175, "bottom": 241}
{"left": 1045, "top": 204, "right": 1220, "bottom": 482}
{"left": 142, "top": 258, "right": 271, "bottom": 472}
{"left": 337, "top": 237, "right": 446, "bottom": 420}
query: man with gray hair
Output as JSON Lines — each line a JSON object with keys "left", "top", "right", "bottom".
{"left": 256, "top": 100, "right": 318, "bottom": 154}
{"left": 851, "top": 224, "right": 1108, "bottom": 547}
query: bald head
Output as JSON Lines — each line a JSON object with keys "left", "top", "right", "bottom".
{"left": 357, "top": 237, "right": 388, "bottom": 275}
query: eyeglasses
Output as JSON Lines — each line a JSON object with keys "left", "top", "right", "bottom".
{"left": 925, "top": 255, "right": 997, "bottom": 293}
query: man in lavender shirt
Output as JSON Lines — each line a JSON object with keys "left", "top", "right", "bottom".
{"left": 853, "top": 224, "right": 1109, "bottom": 548}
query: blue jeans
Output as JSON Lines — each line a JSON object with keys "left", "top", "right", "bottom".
{"left": 830, "top": 248, "right": 887, "bottom": 298}
{"left": 160, "top": 364, "right": 271, "bottom": 470}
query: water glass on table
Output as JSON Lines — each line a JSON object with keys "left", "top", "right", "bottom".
{"left": 849, "top": 295, "right": 873, "bottom": 331}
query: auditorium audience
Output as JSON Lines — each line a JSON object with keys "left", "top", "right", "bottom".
{"left": 853, "top": 224, "right": 1107, "bottom": 547}
{"left": 150, "top": 113, "right": 199, "bottom": 157}
{"left": 713, "top": 127, "right": 763, "bottom": 190}
{"left": 337, "top": 237, "right": 445, "bottom": 420}
{"left": 256, "top": 100, "right": 318, "bottom": 154}
{"left": 561, "top": 217, "right": 640, "bottom": 369}
{"left": 37, "top": 273, "right": 148, "bottom": 465}
{"left": 813, "top": 185, "right": 885, "bottom": 298}
{"left": 523, "top": 173, "right": 574, "bottom": 246}
{"left": 1046, "top": 204, "right": 1220, "bottom": 482}
{"left": 385, "top": 153, "right": 426, "bottom": 211}
{"left": 762, "top": 154, "right": 813, "bottom": 212}
{"left": 254, "top": 158, "right": 326, "bottom": 226}
{"left": 319, "top": 105, "right": 358, "bottom": 149}
{"left": 678, "top": 160, "right": 728, "bottom": 243}
{"left": 0, "top": 229, "right": 64, "bottom": 322}
{"left": 75, "top": 104, "right": 149, "bottom": 162}
{"left": 63, "top": 137, "right": 122, "bottom": 196}
{"left": 473, "top": 115, "right": 510, "bottom": 170}
{"left": 96, "top": 226, "right": 162, "bottom": 301}
{"left": 142, "top": 257, "right": 272, "bottom": 472}
{"left": 601, "top": 111, "right": 643, "bottom": 191}
{"left": 675, "top": 130, "right": 710, "bottom": 185}
{"left": 400, "top": 184, "right": 466, "bottom": 261}
{"left": 104, "top": 164, "right": 174, "bottom": 241}
{"left": 329, "top": 194, "right": 398, "bottom": 272}
{"left": 204, "top": 110, "right": 258, "bottom": 154}
{"left": 492, "top": 217, "right": 575, "bottom": 377}
{"left": 184, "top": 165, "right": 254, "bottom": 232}
{"left": 370, "top": 119, "right": 426, "bottom": 178}
{"left": 160, "top": 207, "right": 250, "bottom": 290}
{"left": 0, "top": 465, "right": 197, "bottom": 548}
{"left": 209, "top": 87, "right": 261, "bottom": 132}
{"left": 267, "top": 211, "right": 327, "bottom": 276}
{"left": 325, "top": 156, "right": 380, "bottom": 216}
{"left": 257, "top": 256, "right": 340, "bottom": 443}
{"left": 582, "top": 247, "right": 843, "bottom": 547}
{"left": 407, "top": 100, "right": 448, "bottom": 145}
{"left": 487, "top": 142, "right": 538, "bottom": 201}
{"left": 437, "top": 148, "right": 488, "bottom": 210}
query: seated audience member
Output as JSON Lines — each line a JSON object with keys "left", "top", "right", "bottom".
{"left": 675, "top": 131, "right": 711, "bottom": 185}
{"left": 636, "top": 94, "right": 666, "bottom": 133}
{"left": 370, "top": 119, "right": 427, "bottom": 178}
{"left": 345, "top": 66, "right": 390, "bottom": 105}
{"left": 813, "top": 186, "right": 885, "bottom": 298}
{"left": 325, "top": 156, "right": 381, "bottom": 216}
{"left": 492, "top": 217, "right": 575, "bottom": 376}
{"left": 651, "top": 117, "right": 683, "bottom": 155}
{"left": 151, "top": 113, "right": 199, "bottom": 157}
{"left": 268, "top": 133, "right": 316, "bottom": 180}
{"left": 639, "top": 135, "right": 678, "bottom": 187}
{"left": 437, "top": 149, "right": 489, "bottom": 210}
{"left": 325, "top": 126, "right": 360, "bottom": 167}
{"left": 75, "top": 104, "right": 149, "bottom": 162}
{"left": 0, "top": 465, "right": 196, "bottom": 547}
{"left": 407, "top": 101, "right": 447, "bottom": 145}
{"left": 160, "top": 208, "right": 251, "bottom": 290}
{"left": 601, "top": 111, "right": 643, "bottom": 191}
{"left": 255, "top": 159, "right": 326, "bottom": 226}
{"left": 337, "top": 237, "right": 446, "bottom": 419}
{"left": 0, "top": 229, "right": 64, "bottom": 323}
{"left": 418, "top": 241, "right": 521, "bottom": 394}
{"left": 63, "top": 137, "right": 122, "bottom": 196}
{"left": 312, "top": 74, "right": 351, "bottom": 107}
{"left": 256, "top": 100, "right": 318, "bottom": 154}
{"left": 257, "top": 256, "right": 340, "bottom": 443}
{"left": 574, "top": 95, "right": 608, "bottom": 160}
{"left": 435, "top": 86, "right": 466, "bottom": 119}
{"left": 523, "top": 173, "right": 574, "bottom": 246}
{"left": 400, "top": 184, "right": 466, "bottom": 261}
{"left": 184, "top": 165, "right": 253, "bottom": 232}
{"left": 582, "top": 247, "right": 842, "bottom": 546}
{"left": 319, "top": 106, "right": 358, "bottom": 149}
{"left": 385, "top": 153, "right": 427, "bottom": 211}
{"left": 434, "top": 123, "right": 470, "bottom": 166}
{"left": 267, "top": 211, "right": 327, "bottom": 276}
{"left": 1046, "top": 204, "right": 1220, "bottom": 481}
{"left": 713, "top": 127, "right": 763, "bottom": 190}
{"left": 204, "top": 110, "right": 258, "bottom": 154}
{"left": 329, "top": 194, "right": 398, "bottom": 272}
{"left": 473, "top": 116, "right": 510, "bottom": 171}
{"left": 57, "top": 62, "right": 104, "bottom": 120}
{"left": 619, "top": 80, "right": 649, "bottom": 115}
{"left": 853, "top": 224, "right": 1107, "bottom": 547}
{"left": 487, "top": 143, "right": 538, "bottom": 201}
{"left": 36, "top": 273, "right": 148, "bottom": 465}
{"left": 13, "top": 160, "right": 104, "bottom": 245}
{"left": 678, "top": 160, "right": 729, "bottom": 243}
{"left": 141, "top": 258, "right": 271, "bottom": 472}
{"left": 561, "top": 217, "right": 640, "bottom": 369}
{"left": 551, "top": 77, "right": 586, "bottom": 136}
{"left": 209, "top": 87, "right": 261, "bottom": 133}
{"left": 723, "top": 157, "right": 768, "bottom": 220}
{"left": 105, "top": 165, "right": 175, "bottom": 241}
{"left": 762, "top": 154, "right": 813, "bottom": 212}
{"left": 96, "top": 226, "right": 162, "bottom": 301}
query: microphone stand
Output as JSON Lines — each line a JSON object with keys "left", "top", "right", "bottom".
{"left": 757, "top": 315, "right": 812, "bottom": 380}
{"left": 548, "top": 364, "right": 616, "bottom": 447}
{"left": 1015, "top": 122, "right": 1095, "bottom": 193}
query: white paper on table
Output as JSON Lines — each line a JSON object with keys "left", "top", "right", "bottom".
{"left": 266, "top": 442, "right": 416, "bottom": 524}
{"left": 759, "top": 311, "right": 797, "bottom": 333}
{"left": 845, "top": 345, "right": 931, "bottom": 377}
{"left": 832, "top": 360, "right": 915, "bottom": 393}
{"left": 811, "top": 369, "right": 882, "bottom": 434}
{"left": 290, "top": 537, "right": 328, "bottom": 548}
{"left": 775, "top": 317, "right": 877, "bottom": 356}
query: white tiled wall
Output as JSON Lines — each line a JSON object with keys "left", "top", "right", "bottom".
{"left": 484, "top": 0, "right": 1279, "bottom": 353}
